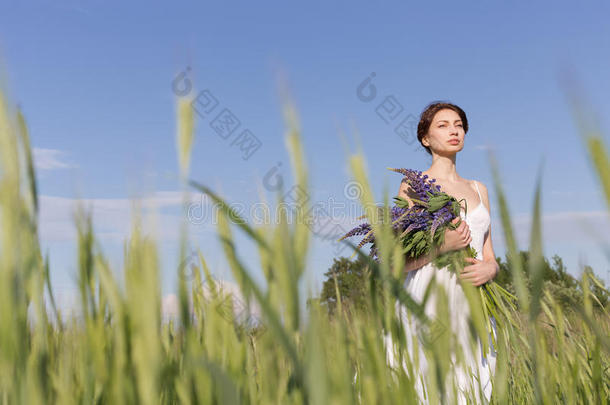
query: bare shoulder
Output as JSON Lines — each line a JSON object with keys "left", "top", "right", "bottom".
{"left": 471, "top": 179, "right": 489, "bottom": 195}
{"left": 471, "top": 179, "right": 491, "bottom": 211}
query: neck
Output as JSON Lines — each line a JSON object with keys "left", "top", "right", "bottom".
{"left": 426, "top": 154, "right": 459, "bottom": 181}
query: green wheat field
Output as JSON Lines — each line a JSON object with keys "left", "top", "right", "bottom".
{"left": 0, "top": 83, "right": 609, "bottom": 404}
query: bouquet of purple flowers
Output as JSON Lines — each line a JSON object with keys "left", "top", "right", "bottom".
{"left": 338, "top": 168, "right": 517, "bottom": 347}
{"left": 339, "top": 168, "right": 477, "bottom": 273}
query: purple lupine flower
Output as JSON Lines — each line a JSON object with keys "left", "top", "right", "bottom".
{"left": 337, "top": 167, "right": 463, "bottom": 263}
{"left": 338, "top": 223, "right": 372, "bottom": 241}
{"left": 388, "top": 168, "right": 442, "bottom": 201}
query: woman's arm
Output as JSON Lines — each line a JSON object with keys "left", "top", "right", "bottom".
{"left": 460, "top": 181, "right": 499, "bottom": 286}
{"left": 404, "top": 246, "right": 442, "bottom": 272}
{"left": 478, "top": 181, "right": 499, "bottom": 279}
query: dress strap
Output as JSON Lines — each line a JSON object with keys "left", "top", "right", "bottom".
{"left": 473, "top": 180, "right": 483, "bottom": 202}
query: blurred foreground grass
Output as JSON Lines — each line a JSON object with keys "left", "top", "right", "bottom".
{"left": 0, "top": 86, "right": 609, "bottom": 404}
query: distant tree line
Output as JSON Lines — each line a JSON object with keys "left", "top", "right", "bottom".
{"left": 311, "top": 251, "right": 609, "bottom": 318}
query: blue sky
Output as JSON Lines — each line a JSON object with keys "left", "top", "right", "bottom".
{"left": 0, "top": 1, "right": 609, "bottom": 314}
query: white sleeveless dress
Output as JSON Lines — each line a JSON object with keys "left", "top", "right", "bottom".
{"left": 384, "top": 180, "right": 497, "bottom": 404}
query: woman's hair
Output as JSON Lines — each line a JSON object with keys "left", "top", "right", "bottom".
{"left": 417, "top": 102, "right": 469, "bottom": 155}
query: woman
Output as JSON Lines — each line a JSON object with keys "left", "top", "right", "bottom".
{"left": 385, "top": 102, "right": 499, "bottom": 404}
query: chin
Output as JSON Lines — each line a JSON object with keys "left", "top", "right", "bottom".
{"left": 444, "top": 146, "right": 463, "bottom": 155}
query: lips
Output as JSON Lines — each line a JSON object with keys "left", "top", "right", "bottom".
{"left": 448, "top": 140, "right": 460, "bottom": 145}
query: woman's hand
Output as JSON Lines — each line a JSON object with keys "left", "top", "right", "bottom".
{"left": 459, "top": 257, "right": 498, "bottom": 286}
{"left": 440, "top": 217, "right": 472, "bottom": 254}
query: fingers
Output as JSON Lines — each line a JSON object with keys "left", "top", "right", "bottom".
{"left": 463, "top": 223, "right": 470, "bottom": 235}
{"left": 460, "top": 263, "right": 475, "bottom": 272}
{"left": 448, "top": 217, "right": 472, "bottom": 250}
{"left": 458, "top": 222, "right": 470, "bottom": 236}
{"left": 459, "top": 272, "right": 482, "bottom": 286}
{"left": 460, "top": 226, "right": 471, "bottom": 246}
{"left": 459, "top": 266, "right": 485, "bottom": 286}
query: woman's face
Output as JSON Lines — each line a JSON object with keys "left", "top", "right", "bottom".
{"left": 422, "top": 109, "right": 465, "bottom": 156}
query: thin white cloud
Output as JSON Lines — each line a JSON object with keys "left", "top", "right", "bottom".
{"left": 332, "top": 208, "right": 609, "bottom": 260}
{"left": 33, "top": 148, "right": 77, "bottom": 170}
{"left": 39, "top": 192, "right": 214, "bottom": 243}
{"left": 494, "top": 209, "right": 610, "bottom": 248}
